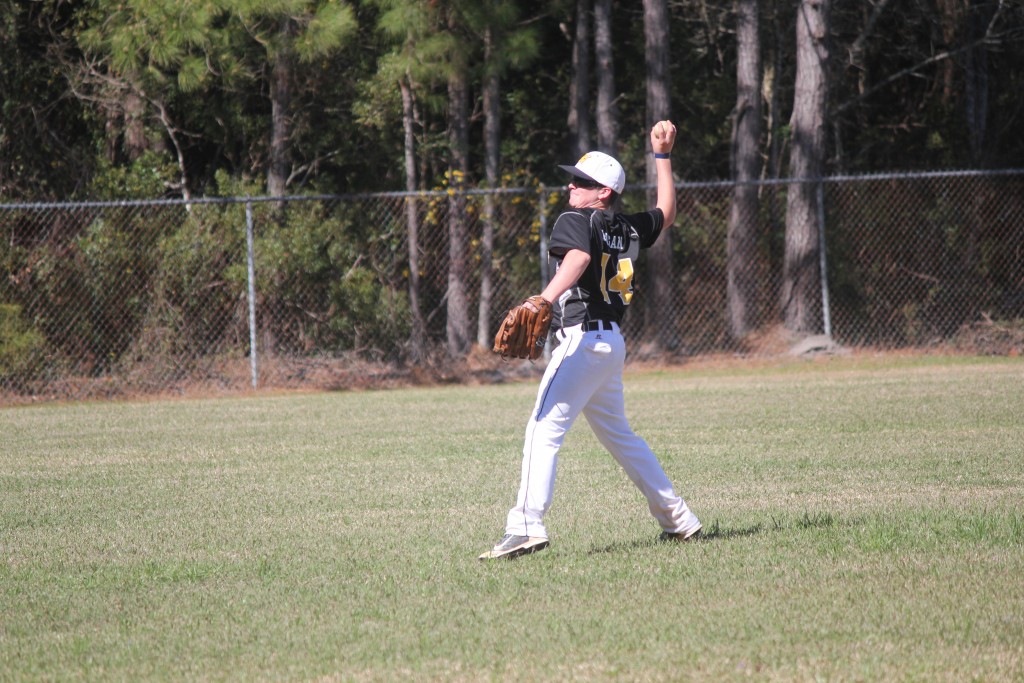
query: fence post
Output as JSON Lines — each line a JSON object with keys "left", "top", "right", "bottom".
{"left": 538, "top": 185, "right": 550, "bottom": 289}
{"left": 538, "top": 185, "right": 552, "bottom": 360}
{"left": 245, "top": 201, "right": 258, "bottom": 389}
{"left": 816, "top": 181, "right": 832, "bottom": 338}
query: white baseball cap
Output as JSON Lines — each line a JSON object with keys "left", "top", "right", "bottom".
{"left": 558, "top": 151, "right": 626, "bottom": 194}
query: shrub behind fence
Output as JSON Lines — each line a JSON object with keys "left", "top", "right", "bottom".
{"left": 2, "top": 170, "right": 1022, "bottom": 403}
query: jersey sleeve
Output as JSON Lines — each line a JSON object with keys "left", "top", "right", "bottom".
{"left": 623, "top": 208, "right": 665, "bottom": 249}
{"left": 548, "top": 211, "right": 592, "bottom": 257}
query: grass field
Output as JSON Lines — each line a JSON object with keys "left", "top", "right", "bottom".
{"left": 2, "top": 355, "right": 1023, "bottom": 681}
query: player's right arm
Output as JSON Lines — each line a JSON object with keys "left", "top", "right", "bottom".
{"left": 540, "top": 249, "right": 591, "bottom": 304}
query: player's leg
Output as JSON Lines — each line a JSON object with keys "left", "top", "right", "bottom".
{"left": 502, "top": 332, "right": 619, "bottom": 536}
{"left": 582, "top": 335, "right": 701, "bottom": 538}
{"left": 482, "top": 335, "right": 600, "bottom": 559}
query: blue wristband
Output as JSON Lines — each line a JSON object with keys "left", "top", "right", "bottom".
{"left": 654, "top": 152, "right": 671, "bottom": 159}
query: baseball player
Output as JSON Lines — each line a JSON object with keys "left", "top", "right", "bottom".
{"left": 480, "top": 121, "right": 702, "bottom": 560}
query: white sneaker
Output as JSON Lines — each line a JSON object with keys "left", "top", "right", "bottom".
{"left": 478, "top": 534, "right": 549, "bottom": 560}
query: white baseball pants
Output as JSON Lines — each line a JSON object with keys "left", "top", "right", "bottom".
{"left": 504, "top": 323, "right": 698, "bottom": 539}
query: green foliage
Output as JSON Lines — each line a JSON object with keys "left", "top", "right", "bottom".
{"left": 87, "top": 150, "right": 181, "bottom": 199}
{"left": 5, "top": 0, "right": 1024, "bottom": 204}
{"left": 0, "top": 0, "right": 94, "bottom": 199}
{"left": 1, "top": 169, "right": 419, "bottom": 373}
{"left": 147, "top": 206, "right": 246, "bottom": 358}
{"left": 0, "top": 204, "right": 167, "bottom": 375}
{"left": 77, "top": 0, "right": 221, "bottom": 90}
{"left": 0, "top": 303, "right": 46, "bottom": 380}
{"left": 677, "top": 197, "right": 729, "bottom": 273}
{"left": 229, "top": 0, "right": 357, "bottom": 62}
{"left": 826, "top": 177, "right": 1024, "bottom": 346}
{"left": 252, "top": 200, "right": 411, "bottom": 359}
{"left": 292, "top": 0, "right": 357, "bottom": 62}
{"left": 76, "top": 209, "right": 166, "bottom": 368}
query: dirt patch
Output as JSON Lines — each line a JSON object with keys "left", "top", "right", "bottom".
{"left": 951, "top": 315, "right": 1024, "bottom": 357}
{"left": 3, "top": 326, "right": 1020, "bottom": 407}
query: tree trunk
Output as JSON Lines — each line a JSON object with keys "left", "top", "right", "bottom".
{"left": 477, "top": 27, "right": 499, "bottom": 348}
{"left": 935, "top": 0, "right": 959, "bottom": 106}
{"left": 964, "top": 2, "right": 995, "bottom": 163}
{"left": 102, "top": 77, "right": 146, "bottom": 165}
{"left": 963, "top": 2, "right": 999, "bottom": 286}
{"left": 782, "top": 0, "right": 829, "bottom": 335}
{"left": 446, "top": 68, "right": 472, "bottom": 356}
{"left": 123, "top": 89, "right": 146, "bottom": 162}
{"left": 763, "top": 0, "right": 785, "bottom": 182}
{"left": 267, "top": 21, "right": 295, "bottom": 198}
{"left": 568, "top": 0, "right": 592, "bottom": 158}
{"left": 727, "top": 0, "right": 763, "bottom": 341}
{"left": 594, "top": 0, "right": 617, "bottom": 154}
{"left": 400, "top": 75, "right": 426, "bottom": 362}
{"left": 642, "top": 0, "right": 674, "bottom": 350}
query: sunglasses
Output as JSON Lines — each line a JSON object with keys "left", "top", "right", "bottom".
{"left": 570, "top": 176, "right": 604, "bottom": 189}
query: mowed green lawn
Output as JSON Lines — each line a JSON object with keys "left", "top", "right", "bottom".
{"left": 2, "top": 356, "right": 1023, "bottom": 681}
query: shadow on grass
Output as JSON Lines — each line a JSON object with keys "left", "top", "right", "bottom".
{"left": 585, "top": 519, "right": 766, "bottom": 555}
{"left": 586, "top": 513, "right": 838, "bottom": 555}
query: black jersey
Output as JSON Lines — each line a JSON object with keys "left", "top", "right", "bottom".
{"left": 548, "top": 207, "right": 664, "bottom": 331}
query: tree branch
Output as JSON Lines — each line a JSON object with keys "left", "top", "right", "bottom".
{"left": 847, "top": 0, "right": 892, "bottom": 66}
{"left": 834, "top": 0, "right": 1015, "bottom": 116}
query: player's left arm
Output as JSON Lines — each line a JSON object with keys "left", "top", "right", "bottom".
{"left": 651, "top": 120, "right": 677, "bottom": 227}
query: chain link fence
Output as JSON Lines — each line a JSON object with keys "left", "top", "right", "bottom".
{"left": 2, "top": 169, "right": 1022, "bottom": 404}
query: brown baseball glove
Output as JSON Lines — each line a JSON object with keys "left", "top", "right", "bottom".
{"left": 493, "top": 295, "right": 553, "bottom": 361}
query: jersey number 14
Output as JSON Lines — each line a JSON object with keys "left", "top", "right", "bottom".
{"left": 600, "top": 253, "right": 635, "bottom": 305}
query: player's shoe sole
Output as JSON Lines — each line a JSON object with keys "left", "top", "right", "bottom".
{"left": 478, "top": 534, "right": 549, "bottom": 560}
